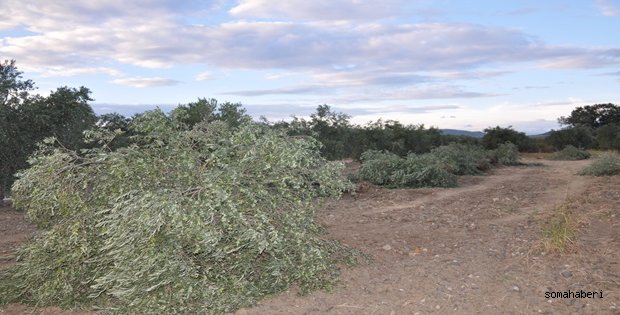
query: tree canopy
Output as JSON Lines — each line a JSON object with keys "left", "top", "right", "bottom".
{"left": 0, "top": 60, "right": 97, "bottom": 199}
{"left": 481, "top": 126, "right": 536, "bottom": 152}
{"left": 558, "top": 103, "right": 620, "bottom": 129}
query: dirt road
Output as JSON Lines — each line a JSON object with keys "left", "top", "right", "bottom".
{"left": 237, "top": 158, "right": 619, "bottom": 314}
{"left": 1, "top": 158, "right": 618, "bottom": 314}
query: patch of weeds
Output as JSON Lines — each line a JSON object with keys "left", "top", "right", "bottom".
{"left": 533, "top": 203, "right": 577, "bottom": 254}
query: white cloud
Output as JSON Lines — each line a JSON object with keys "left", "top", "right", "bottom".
{"left": 194, "top": 71, "right": 214, "bottom": 81}
{"left": 111, "top": 77, "right": 179, "bottom": 87}
{"left": 331, "top": 84, "right": 497, "bottom": 103}
{"left": 1, "top": 0, "right": 618, "bottom": 92}
{"left": 229, "top": 0, "right": 406, "bottom": 21}
{"left": 597, "top": 0, "right": 620, "bottom": 15}
{"left": 224, "top": 85, "right": 329, "bottom": 96}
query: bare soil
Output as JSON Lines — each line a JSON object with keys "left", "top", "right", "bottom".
{"left": 2, "top": 158, "right": 619, "bottom": 314}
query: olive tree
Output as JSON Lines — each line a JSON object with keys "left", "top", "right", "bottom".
{"left": 0, "top": 113, "right": 359, "bottom": 314}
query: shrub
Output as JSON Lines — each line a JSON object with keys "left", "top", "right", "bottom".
{"left": 487, "top": 142, "right": 520, "bottom": 165}
{"left": 393, "top": 153, "right": 457, "bottom": 187}
{"left": 0, "top": 116, "right": 359, "bottom": 314}
{"left": 358, "top": 151, "right": 456, "bottom": 188}
{"left": 429, "top": 143, "right": 488, "bottom": 175}
{"left": 578, "top": 153, "right": 620, "bottom": 176}
{"left": 482, "top": 126, "right": 537, "bottom": 152}
{"left": 358, "top": 150, "right": 403, "bottom": 185}
{"left": 549, "top": 145, "right": 591, "bottom": 161}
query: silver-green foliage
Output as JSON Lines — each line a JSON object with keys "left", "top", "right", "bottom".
{"left": 0, "top": 111, "right": 358, "bottom": 314}
{"left": 578, "top": 153, "right": 620, "bottom": 176}
{"left": 358, "top": 150, "right": 457, "bottom": 188}
{"left": 430, "top": 143, "right": 488, "bottom": 175}
{"left": 488, "top": 142, "right": 520, "bottom": 165}
{"left": 549, "top": 145, "right": 591, "bottom": 160}
{"left": 359, "top": 143, "right": 521, "bottom": 188}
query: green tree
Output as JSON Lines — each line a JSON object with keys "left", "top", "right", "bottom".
{"left": 27, "top": 86, "right": 97, "bottom": 149}
{"left": 170, "top": 98, "right": 217, "bottom": 128}
{"left": 595, "top": 124, "right": 620, "bottom": 150}
{"left": 559, "top": 103, "right": 620, "bottom": 129}
{"left": 546, "top": 126, "right": 595, "bottom": 150}
{"left": 0, "top": 59, "right": 34, "bottom": 107}
{"left": 0, "top": 61, "right": 96, "bottom": 199}
{"left": 1, "top": 60, "right": 35, "bottom": 199}
{"left": 171, "top": 98, "right": 251, "bottom": 129}
{"left": 217, "top": 101, "right": 251, "bottom": 128}
{"left": 481, "top": 126, "right": 536, "bottom": 152}
{"left": 1, "top": 119, "right": 358, "bottom": 313}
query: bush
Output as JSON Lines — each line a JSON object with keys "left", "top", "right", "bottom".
{"left": 578, "top": 153, "right": 620, "bottom": 176}
{"left": 0, "top": 115, "right": 359, "bottom": 314}
{"left": 358, "top": 151, "right": 456, "bottom": 188}
{"left": 549, "top": 145, "right": 591, "bottom": 160}
{"left": 488, "top": 142, "right": 520, "bottom": 165}
{"left": 482, "top": 126, "right": 537, "bottom": 152}
{"left": 430, "top": 143, "right": 488, "bottom": 175}
{"left": 393, "top": 154, "right": 457, "bottom": 187}
{"left": 358, "top": 150, "right": 403, "bottom": 185}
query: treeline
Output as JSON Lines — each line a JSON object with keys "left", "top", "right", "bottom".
{"left": 2, "top": 60, "right": 619, "bottom": 197}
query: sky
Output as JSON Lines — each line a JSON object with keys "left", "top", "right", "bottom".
{"left": 1, "top": 0, "right": 619, "bottom": 134}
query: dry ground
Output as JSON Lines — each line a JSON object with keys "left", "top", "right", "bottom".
{"left": 1, "top": 157, "right": 619, "bottom": 314}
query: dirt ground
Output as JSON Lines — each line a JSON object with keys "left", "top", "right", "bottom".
{"left": 1, "top": 157, "right": 619, "bottom": 314}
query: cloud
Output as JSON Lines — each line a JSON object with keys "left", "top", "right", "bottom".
{"left": 362, "top": 104, "right": 460, "bottom": 114}
{"left": 229, "top": 0, "right": 406, "bottom": 21}
{"left": 539, "top": 49, "right": 620, "bottom": 69}
{"left": 111, "top": 77, "right": 180, "bottom": 87}
{"left": 1, "top": 1, "right": 619, "bottom": 89}
{"left": 224, "top": 85, "right": 329, "bottom": 96}
{"left": 601, "top": 70, "right": 620, "bottom": 80}
{"left": 597, "top": 0, "right": 620, "bottom": 16}
{"left": 194, "top": 71, "right": 214, "bottom": 81}
{"left": 333, "top": 84, "right": 497, "bottom": 103}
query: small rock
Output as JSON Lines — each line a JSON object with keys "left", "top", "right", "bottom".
{"left": 561, "top": 271, "right": 573, "bottom": 278}
{"left": 435, "top": 305, "right": 441, "bottom": 310}
{"left": 492, "top": 197, "right": 499, "bottom": 202}
{"left": 512, "top": 286, "right": 520, "bottom": 292}
{"left": 382, "top": 244, "right": 392, "bottom": 251}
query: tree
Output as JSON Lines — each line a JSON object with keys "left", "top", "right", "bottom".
{"left": 170, "top": 98, "right": 217, "bottom": 128}
{"left": 481, "top": 126, "right": 537, "bottom": 152}
{"left": 546, "top": 126, "right": 595, "bottom": 150}
{"left": 0, "top": 61, "right": 96, "bottom": 199}
{"left": 170, "top": 98, "right": 251, "bottom": 129}
{"left": 26, "top": 86, "right": 97, "bottom": 149}
{"left": 595, "top": 124, "right": 620, "bottom": 150}
{"left": 217, "top": 101, "right": 251, "bottom": 128}
{"left": 2, "top": 119, "right": 358, "bottom": 313}
{"left": 559, "top": 103, "right": 620, "bottom": 129}
{"left": 0, "top": 59, "right": 34, "bottom": 107}
{"left": 1, "top": 60, "right": 36, "bottom": 199}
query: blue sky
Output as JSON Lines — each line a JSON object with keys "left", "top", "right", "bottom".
{"left": 1, "top": 0, "right": 619, "bottom": 134}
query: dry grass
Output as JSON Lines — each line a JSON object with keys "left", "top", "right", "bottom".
{"left": 538, "top": 205, "right": 576, "bottom": 253}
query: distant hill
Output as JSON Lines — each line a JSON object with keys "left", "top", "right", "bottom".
{"left": 440, "top": 129, "right": 485, "bottom": 138}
